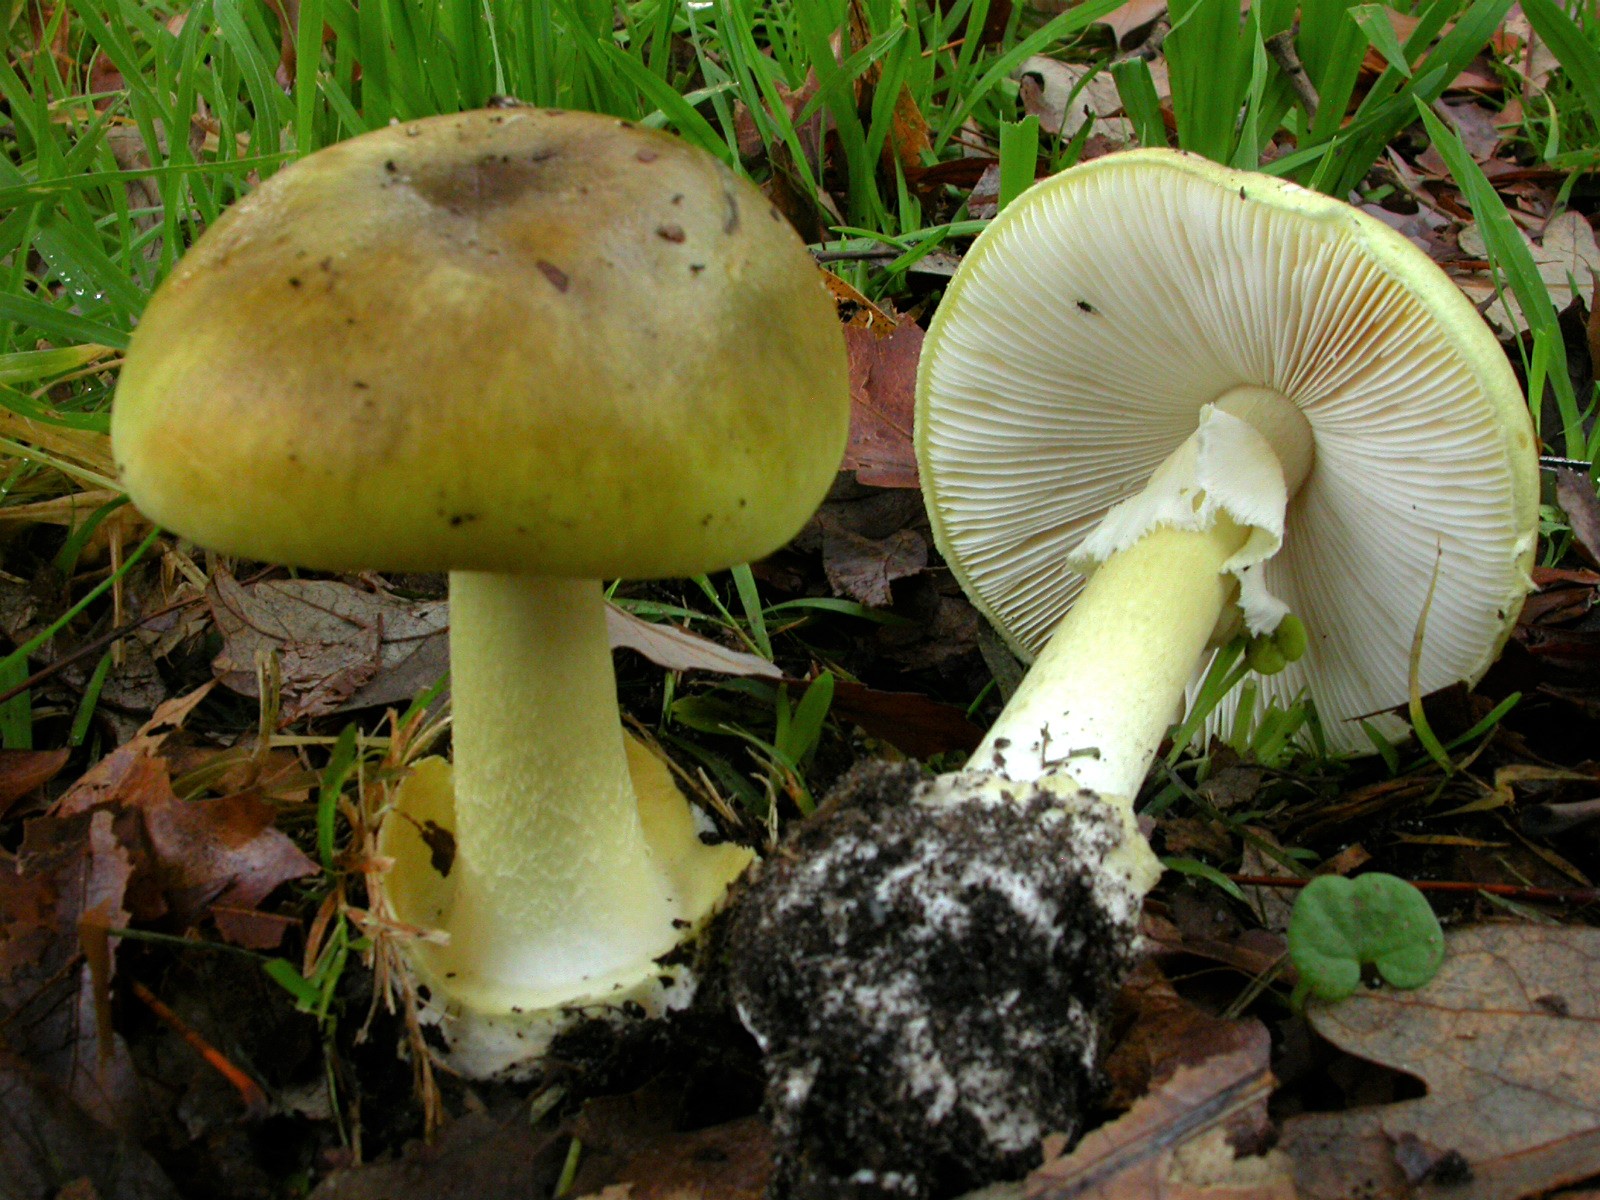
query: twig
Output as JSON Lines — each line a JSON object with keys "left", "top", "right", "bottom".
{"left": 0, "top": 593, "right": 206, "bottom": 708}
{"left": 1264, "top": 29, "right": 1319, "bottom": 122}
{"left": 1228, "top": 874, "right": 1600, "bottom": 905}
{"left": 132, "top": 979, "right": 270, "bottom": 1117}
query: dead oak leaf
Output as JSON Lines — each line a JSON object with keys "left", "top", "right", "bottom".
{"left": 1090, "top": 0, "right": 1168, "bottom": 47}
{"left": 307, "top": 1105, "right": 567, "bottom": 1200}
{"left": 46, "top": 685, "right": 316, "bottom": 938}
{"left": 819, "top": 520, "right": 927, "bottom": 608}
{"left": 1102, "top": 961, "right": 1266, "bottom": 1112}
{"left": 0, "top": 746, "right": 70, "bottom": 818}
{"left": 138, "top": 788, "right": 318, "bottom": 930}
{"left": 0, "top": 1049, "right": 181, "bottom": 1200}
{"left": 3, "top": 811, "right": 140, "bottom": 1132}
{"left": 573, "top": 1118, "right": 772, "bottom": 1199}
{"left": 842, "top": 320, "right": 923, "bottom": 489}
{"left": 208, "top": 571, "right": 448, "bottom": 724}
{"left": 1281, "top": 923, "right": 1600, "bottom": 1200}
{"left": 1555, "top": 468, "right": 1600, "bottom": 569}
{"left": 1024, "top": 1020, "right": 1293, "bottom": 1199}
{"left": 827, "top": 678, "right": 983, "bottom": 758}
{"left": 54, "top": 685, "right": 214, "bottom": 817}
{"left": 1458, "top": 212, "right": 1599, "bottom": 337}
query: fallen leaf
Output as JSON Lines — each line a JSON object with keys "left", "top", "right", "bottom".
{"left": 0, "top": 746, "right": 69, "bottom": 817}
{"left": 1458, "top": 211, "right": 1600, "bottom": 336}
{"left": 828, "top": 679, "right": 984, "bottom": 758}
{"left": 822, "top": 269, "right": 899, "bottom": 336}
{"left": 1015, "top": 57, "right": 1134, "bottom": 143}
{"left": 885, "top": 83, "right": 932, "bottom": 174}
{"left": 1092, "top": 0, "right": 1168, "bottom": 47}
{"left": 842, "top": 320, "right": 923, "bottom": 489}
{"left": 48, "top": 685, "right": 317, "bottom": 937}
{"left": 1282, "top": 923, "right": 1600, "bottom": 1200}
{"left": 138, "top": 788, "right": 319, "bottom": 930}
{"left": 1498, "top": 11, "right": 1562, "bottom": 94}
{"left": 1024, "top": 1020, "right": 1293, "bottom": 1199}
{"left": 568, "top": 1084, "right": 772, "bottom": 1200}
{"left": 605, "top": 604, "right": 781, "bottom": 680}
{"left": 3, "top": 810, "right": 140, "bottom": 1131}
{"left": 1555, "top": 468, "right": 1600, "bottom": 569}
{"left": 1438, "top": 100, "right": 1502, "bottom": 162}
{"left": 1103, "top": 961, "right": 1268, "bottom": 1111}
{"left": 572, "top": 1117, "right": 772, "bottom": 1200}
{"left": 208, "top": 572, "right": 448, "bottom": 724}
{"left": 0, "top": 1049, "right": 181, "bottom": 1200}
{"left": 54, "top": 686, "right": 213, "bottom": 818}
{"left": 1236, "top": 832, "right": 1299, "bottom": 934}
{"left": 308, "top": 1106, "right": 567, "bottom": 1199}
{"left": 819, "top": 521, "right": 927, "bottom": 607}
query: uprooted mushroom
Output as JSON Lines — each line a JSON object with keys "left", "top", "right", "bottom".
{"left": 729, "top": 148, "right": 1539, "bottom": 1198}
{"left": 111, "top": 107, "right": 849, "bottom": 1079}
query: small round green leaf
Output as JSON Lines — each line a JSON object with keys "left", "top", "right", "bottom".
{"left": 1287, "top": 873, "right": 1445, "bottom": 1004}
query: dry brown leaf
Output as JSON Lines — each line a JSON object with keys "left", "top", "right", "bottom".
{"left": 208, "top": 572, "right": 447, "bottom": 723}
{"left": 0, "top": 1049, "right": 181, "bottom": 1200}
{"left": 1282, "top": 923, "right": 1600, "bottom": 1200}
{"left": 842, "top": 320, "right": 923, "bottom": 489}
{"left": 137, "top": 788, "right": 318, "bottom": 930}
{"left": 605, "top": 604, "right": 781, "bottom": 679}
{"left": 1093, "top": 0, "right": 1168, "bottom": 47}
{"left": 1458, "top": 212, "right": 1599, "bottom": 336}
{"left": 822, "top": 269, "right": 899, "bottom": 335}
{"left": 0, "top": 746, "right": 70, "bottom": 817}
{"left": 572, "top": 1117, "right": 772, "bottom": 1200}
{"left": 3, "top": 810, "right": 140, "bottom": 1131}
{"left": 307, "top": 1106, "right": 567, "bottom": 1199}
{"left": 1024, "top": 1020, "right": 1293, "bottom": 1199}
{"left": 1555, "top": 468, "right": 1600, "bottom": 569}
{"left": 1498, "top": 11, "right": 1562, "bottom": 94}
{"left": 818, "top": 520, "right": 927, "bottom": 607}
{"left": 827, "top": 678, "right": 984, "bottom": 758}
{"left": 46, "top": 683, "right": 316, "bottom": 936}
{"left": 1015, "top": 57, "right": 1134, "bottom": 143}
{"left": 55, "top": 685, "right": 214, "bottom": 817}
{"left": 1103, "top": 961, "right": 1268, "bottom": 1111}
{"left": 568, "top": 1084, "right": 771, "bottom": 1200}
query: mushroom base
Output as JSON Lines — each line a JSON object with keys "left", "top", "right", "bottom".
{"left": 728, "top": 762, "right": 1148, "bottom": 1200}
{"left": 378, "top": 738, "right": 752, "bottom": 1080}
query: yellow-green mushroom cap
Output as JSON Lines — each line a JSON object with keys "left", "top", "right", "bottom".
{"left": 112, "top": 108, "right": 849, "bottom": 578}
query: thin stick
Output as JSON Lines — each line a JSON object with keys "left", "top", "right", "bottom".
{"left": 1264, "top": 30, "right": 1319, "bottom": 121}
{"left": 131, "top": 980, "right": 270, "bottom": 1117}
{"left": 1229, "top": 874, "right": 1599, "bottom": 905}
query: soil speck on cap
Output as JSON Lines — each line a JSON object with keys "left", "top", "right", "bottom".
{"left": 657, "top": 224, "right": 686, "bottom": 243}
{"left": 537, "top": 261, "right": 570, "bottom": 292}
{"left": 729, "top": 761, "right": 1142, "bottom": 1199}
{"left": 1075, "top": 300, "right": 1096, "bottom": 314}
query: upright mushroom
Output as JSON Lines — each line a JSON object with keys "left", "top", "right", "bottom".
{"left": 112, "top": 108, "right": 849, "bottom": 1077}
{"left": 729, "top": 149, "right": 1538, "bottom": 1198}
